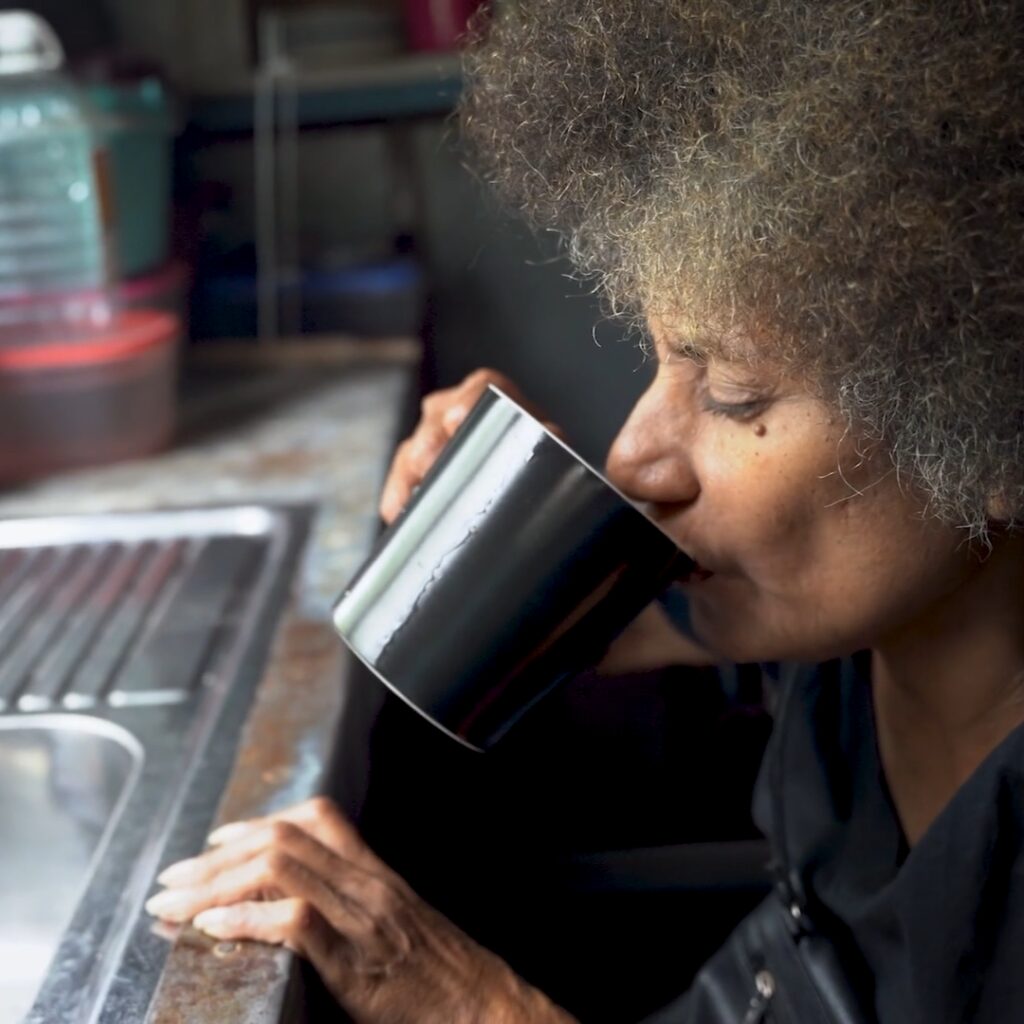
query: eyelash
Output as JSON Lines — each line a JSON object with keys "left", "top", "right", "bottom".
{"left": 656, "top": 349, "right": 769, "bottom": 422}
{"left": 700, "top": 395, "right": 767, "bottom": 421}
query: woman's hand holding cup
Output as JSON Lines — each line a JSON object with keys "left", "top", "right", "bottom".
{"left": 379, "top": 368, "right": 558, "bottom": 524}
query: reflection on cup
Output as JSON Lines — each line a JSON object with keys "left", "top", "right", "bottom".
{"left": 333, "top": 386, "right": 690, "bottom": 751}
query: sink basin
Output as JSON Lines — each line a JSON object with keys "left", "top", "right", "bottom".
{"left": 0, "top": 505, "right": 311, "bottom": 1024}
{"left": 0, "top": 715, "right": 142, "bottom": 1023}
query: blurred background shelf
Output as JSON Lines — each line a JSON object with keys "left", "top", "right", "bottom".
{"left": 189, "top": 53, "right": 463, "bottom": 135}
{"left": 6, "top": 0, "right": 651, "bottom": 460}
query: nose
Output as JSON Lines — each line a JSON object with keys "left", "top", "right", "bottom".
{"left": 605, "top": 378, "right": 700, "bottom": 508}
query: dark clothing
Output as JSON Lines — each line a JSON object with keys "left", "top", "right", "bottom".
{"left": 646, "top": 654, "right": 1024, "bottom": 1023}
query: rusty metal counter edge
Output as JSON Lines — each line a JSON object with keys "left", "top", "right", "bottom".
{"left": 144, "top": 616, "right": 362, "bottom": 1024}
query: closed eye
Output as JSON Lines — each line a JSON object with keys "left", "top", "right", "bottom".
{"left": 700, "top": 395, "right": 769, "bottom": 421}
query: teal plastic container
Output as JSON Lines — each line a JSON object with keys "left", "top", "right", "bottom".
{"left": 0, "top": 13, "right": 114, "bottom": 301}
{"left": 87, "top": 77, "right": 175, "bottom": 279}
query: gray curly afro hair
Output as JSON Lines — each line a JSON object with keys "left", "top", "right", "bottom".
{"left": 460, "top": 0, "right": 1024, "bottom": 537}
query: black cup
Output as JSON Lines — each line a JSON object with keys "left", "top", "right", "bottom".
{"left": 332, "top": 385, "right": 690, "bottom": 751}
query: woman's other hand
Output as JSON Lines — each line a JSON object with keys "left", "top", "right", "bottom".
{"left": 379, "top": 368, "right": 558, "bottom": 524}
{"left": 147, "top": 797, "right": 574, "bottom": 1024}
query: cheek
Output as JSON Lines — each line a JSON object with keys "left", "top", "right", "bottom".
{"left": 693, "top": 441, "right": 967, "bottom": 661}
{"left": 692, "top": 413, "right": 838, "bottom": 577}
{"left": 670, "top": 384, "right": 985, "bottom": 661}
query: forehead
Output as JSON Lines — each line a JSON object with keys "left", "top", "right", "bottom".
{"left": 646, "top": 312, "right": 768, "bottom": 366}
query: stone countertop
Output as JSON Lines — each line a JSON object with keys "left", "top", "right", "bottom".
{"left": 0, "top": 338, "right": 419, "bottom": 1024}
{"left": 0, "top": 339, "right": 419, "bottom": 620}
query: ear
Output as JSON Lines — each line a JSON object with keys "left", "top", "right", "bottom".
{"left": 984, "top": 490, "right": 1013, "bottom": 523}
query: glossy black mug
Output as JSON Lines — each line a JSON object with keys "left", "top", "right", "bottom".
{"left": 332, "top": 385, "right": 690, "bottom": 751}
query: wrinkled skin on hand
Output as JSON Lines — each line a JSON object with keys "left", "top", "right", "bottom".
{"left": 147, "top": 797, "right": 574, "bottom": 1024}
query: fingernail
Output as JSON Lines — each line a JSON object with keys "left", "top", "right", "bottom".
{"left": 157, "top": 858, "right": 196, "bottom": 886}
{"left": 145, "top": 891, "right": 189, "bottom": 919}
{"left": 443, "top": 406, "right": 466, "bottom": 427}
{"left": 207, "top": 822, "right": 249, "bottom": 846}
{"left": 194, "top": 908, "right": 230, "bottom": 935}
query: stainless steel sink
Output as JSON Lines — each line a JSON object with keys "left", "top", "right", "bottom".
{"left": 0, "top": 716, "right": 142, "bottom": 1023}
{"left": 0, "top": 505, "right": 312, "bottom": 1024}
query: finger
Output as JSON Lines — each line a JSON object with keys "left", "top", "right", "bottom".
{"left": 159, "top": 820, "right": 335, "bottom": 888}
{"left": 379, "top": 440, "right": 417, "bottom": 523}
{"left": 462, "top": 371, "right": 560, "bottom": 434}
{"left": 155, "top": 839, "right": 396, "bottom": 954}
{"left": 207, "top": 798, "right": 375, "bottom": 870}
{"left": 147, "top": 849, "right": 289, "bottom": 923}
{"left": 445, "top": 372, "right": 505, "bottom": 428}
{"left": 149, "top": 838, "right": 357, "bottom": 926}
{"left": 404, "top": 421, "right": 450, "bottom": 477}
{"left": 441, "top": 368, "right": 510, "bottom": 427}
{"left": 418, "top": 382, "right": 463, "bottom": 421}
{"left": 461, "top": 367, "right": 518, "bottom": 400}
{"left": 380, "top": 370, "right": 530, "bottom": 523}
{"left": 440, "top": 399, "right": 472, "bottom": 432}
{"left": 193, "top": 898, "right": 340, "bottom": 962}
{"left": 378, "top": 419, "right": 451, "bottom": 524}
{"left": 193, "top": 898, "right": 370, "bottom": 1015}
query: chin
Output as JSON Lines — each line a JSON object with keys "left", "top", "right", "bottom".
{"left": 687, "top": 589, "right": 864, "bottom": 665}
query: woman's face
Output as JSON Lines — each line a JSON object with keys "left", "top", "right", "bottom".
{"left": 605, "top": 320, "right": 980, "bottom": 663}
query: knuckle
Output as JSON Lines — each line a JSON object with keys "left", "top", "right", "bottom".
{"left": 375, "top": 883, "right": 401, "bottom": 916}
{"left": 406, "top": 444, "right": 432, "bottom": 474}
{"left": 259, "top": 849, "right": 293, "bottom": 880}
{"left": 289, "top": 899, "right": 318, "bottom": 936}
{"left": 359, "top": 875, "right": 399, "bottom": 914}
{"left": 306, "top": 795, "right": 338, "bottom": 822}
{"left": 406, "top": 429, "right": 430, "bottom": 457}
{"left": 268, "top": 821, "right": 299, "bottom": 847}
{"left": 472, "top": 367, "right": 509, "bottom": 389}
{"left": 420, "top": 392, "right": 443, "bottom": 416}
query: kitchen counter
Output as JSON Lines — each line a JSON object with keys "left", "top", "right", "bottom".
{"left": 1, "top": 337, "right": 419, "bottom": 1024}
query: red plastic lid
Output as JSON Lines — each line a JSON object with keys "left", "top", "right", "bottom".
{"left": 117, "top": 261, "right": 188, "bottom": 303}
{"left": 0, "top": 311, "right": 179, "bottom": 370}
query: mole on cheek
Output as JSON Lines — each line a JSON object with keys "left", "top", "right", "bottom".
{"left": 753, "top": 422, "right": 767, "bottom": 437}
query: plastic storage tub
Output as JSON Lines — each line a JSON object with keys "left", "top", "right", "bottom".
{"left": 0, "top": 261, "right": 187, "bottom": 348}
{"left": 0, "top": 309, "right": 179, "bottom": 482}
{"left": 87, "top": 76, "right": 175, "bottom": 278}
{"left": 0, "top": 286, "right": 118, "bottom": 346}
{"left": 0, "top": 14, "right": 115, "bottom": 302}
{"left": 117, "top": 261, "right": 187, "bottom": 319}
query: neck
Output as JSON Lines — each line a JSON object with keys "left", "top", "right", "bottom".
{"left": 871, "top": 531, "right": 1024, "bottom": 846}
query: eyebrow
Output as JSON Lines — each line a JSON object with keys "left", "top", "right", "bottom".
{"left": 647, "top": 309, "right": 769, "bottom": 366}
{"left": 669, "top": 336, "right": 713, "bottom": 361}
{"left": 654, "top": 330, "right": 729, "bottom": 366}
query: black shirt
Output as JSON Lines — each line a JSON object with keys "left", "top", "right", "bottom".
{"left": 751, "top": 654, "right": 1024, "bottom": 1023}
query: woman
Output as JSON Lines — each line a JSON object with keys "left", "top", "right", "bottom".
{"left": 147, "top": 2, "right": 1024, "bottom": 1021}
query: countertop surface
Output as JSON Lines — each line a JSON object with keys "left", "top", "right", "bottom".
{"left": 2, "top": 337, "right": 419, "bottom": 1024}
